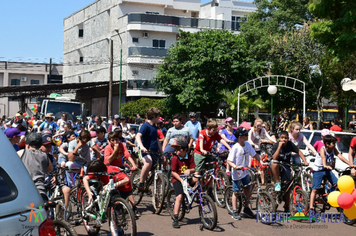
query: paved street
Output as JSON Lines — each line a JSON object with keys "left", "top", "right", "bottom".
{"left": 73, "top": 194, "right": 355, "bottom": 236}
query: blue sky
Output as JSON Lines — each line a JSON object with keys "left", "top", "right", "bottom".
{"left": 0, "top": 0, "right": 211, "bottom": 64}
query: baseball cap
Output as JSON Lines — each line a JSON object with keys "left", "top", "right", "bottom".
{"left": 114, "top": 114, "right": 120, "bottom": 119}
{"left": 189, "top": 112, "right": 196, "bottom": 117}
{"left": 90, "top": 131, "right": 97, "bottom": 138}
{"left": 25, "top": 133, "right": 43, "bottom": 147}
{"left": 42, "top": 134, "right": 55, "bottom": 146}
{"left": 95, "top": 126, "right": 106, "bottom": 133}
{"left": 225, "top": 117, "right": 234, "bottom": 123}
{"left": 321, "top": 129, "right": 330, "bottom": 137}
{"left": 158, "top": 117, "right": 164, "bottom": 123}
{"left": 234, "top": 127, "right": 249, "bottom": 137}
{"left": 64, "top": 131, "right": 76, "bottom": 140}
{"left": 5, "top": 128, "right": 25, "bottom": 138}
{"left": 171, "top": 139, "right": 188, "bottom": 149}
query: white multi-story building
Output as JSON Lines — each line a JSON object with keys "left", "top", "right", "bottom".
{"left": 63, "top": 0, "right": 256, "bottom": 114}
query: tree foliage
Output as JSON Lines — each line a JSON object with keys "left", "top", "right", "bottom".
{"left": 120, "top": 98, "right": 167, "bottom": 120}
{"left": 309, "top": 0, "right": 356, "bottom": 60}
{"left": 154, "top": 29, "right": 253, "bottom": 113}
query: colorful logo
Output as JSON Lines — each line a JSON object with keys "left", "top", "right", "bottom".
{"left": 19, "top": 203, "right": 44, "bottom": 223}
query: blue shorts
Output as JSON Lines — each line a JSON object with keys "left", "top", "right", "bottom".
{"left": 269, "top": 161, "right": 291, "bottom": 182}
{"left": 312, "top": 170, "right": 338, "bottom": 190}
{"left": 291, "top": 155, "right": 301, "bottom": 165}
{"left": 232, "top": 175, "right": 251, "bottom": 192}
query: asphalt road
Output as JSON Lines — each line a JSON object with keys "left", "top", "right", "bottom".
{"left": 73, "top": 193, "right": 355, "bottom": 236}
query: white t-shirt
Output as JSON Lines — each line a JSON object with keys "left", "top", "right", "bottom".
{"left": 313, "top": 146, "right": 336, "bottom": 171}
{"left": 228, "top": 141, "right": 256, "bottom": 180}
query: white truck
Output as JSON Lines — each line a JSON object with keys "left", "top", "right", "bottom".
{"left": 36, "top": 96, "right": 87, "bottom": 121}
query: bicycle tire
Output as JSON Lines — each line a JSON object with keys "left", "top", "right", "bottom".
{"left": 198, "top": 194, "right": 218, "bottom": 230}
{"left": 67, "top": 187, "right": 83, "bottom": 225}
{"left": 166, "top": 189, "right": 186, "bottom": 221}
{"left": 313, "top": 188, "right": 327, "bottom": 213}
{"left": 224, "top": 186, "right": 242, "bottom": 215}
{"left": 256, "top": 191, "right": 276, "bottom": 224}
{"left": 152, "top": 173, "right": 166, "bottom": 214}
{"left": 289, "top": 188, "right": 309, "bottom": 216}
{"left": 301, "top": 173, "right": 313, "bottom": 194}
{"left": 81, "top": 190, "right": 100, "bottom": 236}
{"left": 54, "top": 198, "right": 65, "bottom": 221}
{"left": 130, "top": 170, "right": 144, "bottom": 205}
{"left": 110, "top": 196, "right": 137, "bottom": 236}
{"left": 213, "top": 170, "right": 230, "bottom": 208}
{"left": 161, "top": 172, "right": 170, "bottom": 197}
{"left": 52, "top": 219, "right": 78, "bottom": 236}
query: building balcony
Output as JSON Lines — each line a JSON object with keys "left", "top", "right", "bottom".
{"left": 126, "top": 80, "right": 166, "bottom": 97}
{"left": 128, "top": 47, "right": 167, "bottom": 57}
{"left": 127, "top": 13, "right": 241, "bottom": 31}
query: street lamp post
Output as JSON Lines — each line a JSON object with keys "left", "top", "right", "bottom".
{"left": 117, "top": 30, "right": 123, "bottom": 116}
{"left": 267, "top": 85, "right": 278, "bottom": 128}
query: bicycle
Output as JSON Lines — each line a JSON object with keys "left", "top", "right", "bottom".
{"left": 265, "top": 162, "right": 309, "bottom": 214}
{"left": 82, "top": 170, "right": 137, "bottom": 236}
{"left": 224, "top": 167, "right": 275, "bottom": 223}
{"left": 166, "top": 172, "right": 218, "bottom": 230}
{"left": 130, "top": 150, "right": 169, "bottom": 214}
{"left": 42, "top": 200, "right": 78, "bottom": 236}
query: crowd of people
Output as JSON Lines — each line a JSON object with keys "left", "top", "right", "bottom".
{"left": 3, "top": 108, "right": 356, "bottom": 232}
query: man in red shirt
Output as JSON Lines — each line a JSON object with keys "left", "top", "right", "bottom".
{"left": 348, "top": 137, "right": 356, "bottom": 177}
{"left": 104, "top": 131, "right": 137, "bottom": 170}
{"left": 329, "top": 120, "right": 342, "bottom": 132}
{"left": 194, "top": 118, "right": 231, "bottom": 176}
{"left": 239, "top": 117, "right": 251, "bottom": 131}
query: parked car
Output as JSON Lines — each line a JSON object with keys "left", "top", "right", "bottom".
{"left": 300, "top": 130, "right": 356, "bottom": 172}
{"left": 0, "top": 132, "right": 52, "bottom": 235}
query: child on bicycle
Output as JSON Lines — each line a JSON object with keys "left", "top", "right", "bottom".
{"left": 170, "top": 137, "right": 196, "bottom": 228}
{"left": 309, "top": 135, "right": 354, "bottom": 213}
{"left": 194, "top": 118, "right": 231, "bottom": 177}
{"left": 271, "top": 131, "right": 309, "bottom": 212}
{"left": 227, "top": 127, "right": 259, "bottom": 220}
{"left": 83, "top": 159, "right": 140, "bottom": 217}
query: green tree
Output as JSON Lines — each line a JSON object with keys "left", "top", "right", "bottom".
{"left": 309, "top": 0, "right": 356, "bottom": 60}
{"left": 154, "top": 29, "right": 253, "bottom": 112}
{"left": 120, "top": 98, "right": 167, "bottom": 120}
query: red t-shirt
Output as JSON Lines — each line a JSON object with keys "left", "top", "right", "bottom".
{"left": 88, "top": 166, "right": 131, "bottom": 191}
{"left": 157, "top": 129, "right": 164, "bottom": 139}
{"left": 104, "top": 143, "right": 130, "bottom": 167}
{"left": 171, "top": 154, "right": 195, "bottom": 183}
{"left": 194, "top": 129, "right": 221, "bottom": 155}
{"left": 350, "top": 137, "right": 356, "bottom": 158}
{"left": 239, "top": 121, "right": 251, "bottom": 131}
{"left": 330, "top": 125, "right": 342, "bottom": 132}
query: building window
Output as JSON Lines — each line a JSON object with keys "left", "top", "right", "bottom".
{"left": 132, "top": 37, "right": 139, "bottom": 43}
{"left": 231, "top": 16, "right": 241, "bottom": 30}
{"left": 10, "top": 79, "right": 20, "bottom": 86}
{"left": 132, "top": 70, "right": 139, "bottom": 76}
{"left": 30, "top": 80, "right": 40, "bottom": 85}
{"left": 79, "top": 29, "right": 84, "bottom": 37}
{"left": 153, "top": 39, "right": 165, "bottom": 48}
{"left": 80, "top": 57, "right": 84, "bottom": 63}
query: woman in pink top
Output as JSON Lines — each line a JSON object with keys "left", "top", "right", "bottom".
{"left": 313, "top": 129, "right": 330, "bottom": 152}
{"left": 288, "top": 121, "right": 317, "bottom": 164}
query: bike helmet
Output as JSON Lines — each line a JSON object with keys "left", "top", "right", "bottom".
{"left": 234, "top": 127, "right": 249, "bottom": 137}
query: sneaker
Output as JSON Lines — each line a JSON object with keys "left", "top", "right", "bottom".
{"left": 172, "top": 217, "right": 180, "bottom": 228}
{"left": 243, "top": 207, "right": 255, "bottom": 218}
{"left": 133, "top": 208, "right": 141, "bottom": 217}
{"left": 231, "top": 210, "right": 241, "bottom": 220}
{"left": 138, "top": 182, "right": 145, "bottom": 192}
{"left": 274, "top": 182, "right": 281, "bottom": 192}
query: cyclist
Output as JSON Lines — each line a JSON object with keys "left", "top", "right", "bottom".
{"left": 288, "top": 121, "right": 317, "bottom": 164}
{"left": 135, "top": 107, "right": 162, "bottom": 191}
{"left": 184, "top": 112, "right": 202, "bottom": 146}
{"left": 309, "top": 135, "right": 354, "bottom": 213}
{"left": 219, "top": 117, "right": 237, "bottom": 175}
{"left": 312, "top": 129, "right": 330, "bottom": 152}
{"left": 170, "top": 138, "right": 196, "bottom": 228}
{"left": 271, "top": 131, "right": 309, "bottom": 212}
{"left": 348, "top": 135, "right": 356, "bottom": 177}
{"left": 83, "top": 159, "right": 140, "bottom": 219}
{"left": 227, "top": 127, "right": 259, "bottom": 220}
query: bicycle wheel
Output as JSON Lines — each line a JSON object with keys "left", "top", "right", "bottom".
{"left": 338, "top": 208, "right": 356, "bottom": 225}
{"left": 109, "top": 196, "right": 137, "bottom": 236}
{"left": 301, "top": 173, "right": 313, "bottom": 194}
{"left": 313, "top": 189, "right": 327, "bottom": 213}
{"left": 213, "top": 170, "right": 230, "bottom": 208}
{"left": 289, "top": 188, "right": 309, "bottom": 216}
{"left": 54, "top": 198, "right": 65, "bottom": 221}
{"left": 52, "top": 219, "right": 78, "bottom": 236}
{"left": 198, "top": 194, "right": 218, "bottom": 230}
{"left": 166, "top": 189, "right": 186, "bottom": 221}
{"left": 67, "top": 187, "right": 83, "bottom": 225}
{"left": 224, "top": 186, "right": 242, "bottom": 215}
{"left": 152, "top": 173, "right": 166, "bottom": 214}
{"left": 130, "top": 170, "right": 144, "bottom": 205}
{"left": 256, "top": 191, "right": 276, "bottom": 224}
{"left": 81, "top": 190, "right": 100, "bottom": 236}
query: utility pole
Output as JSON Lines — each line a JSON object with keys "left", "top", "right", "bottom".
{"left": 117, "top": 30, "right": 123, "bottom": 116}
{"left": 108, "top": 38, "right": 113, "bottom": 120}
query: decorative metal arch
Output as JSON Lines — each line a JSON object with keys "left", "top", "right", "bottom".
{"left": 237, "top": 75, "right": 306, "bottom": 124}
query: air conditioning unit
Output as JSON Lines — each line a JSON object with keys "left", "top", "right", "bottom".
{"left": 143, "top": 32, "right": 149, "bottom": 38}
{"left": 20, "top": 77, "right": 27, "bottom": 82}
